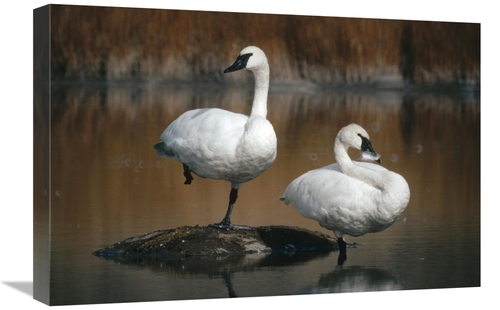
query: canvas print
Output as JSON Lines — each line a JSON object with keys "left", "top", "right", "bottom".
{"left": 33, "top": 4, "right": 480, "bottom": 306}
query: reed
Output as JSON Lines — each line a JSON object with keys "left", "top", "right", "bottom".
{"left": 50, "top": 5, "right": 480, "bottom": 86}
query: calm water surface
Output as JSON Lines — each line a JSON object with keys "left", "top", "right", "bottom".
{"left": 47, "top": 84, "right": 480, "bottom": 305}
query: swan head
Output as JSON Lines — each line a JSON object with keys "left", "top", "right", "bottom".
{"left": 224, "top": 46, "right": 268, "bottom": 74}
{"left": 337, "top": 124, "right": 381, "bottom": 164}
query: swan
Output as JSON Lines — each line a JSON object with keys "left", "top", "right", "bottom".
{"left": 279, "top": 124, "right": 410, "bottom": 264}
{"left": 154, "top": 46, "right": 277, "bottom": 230}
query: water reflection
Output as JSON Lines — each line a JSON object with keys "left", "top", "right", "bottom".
{"left": 299, "top": 265, "right": 402, "bottom": 294}
{"left": 94, "top": 251, "right": 332, "bottom": 298}
{"left": 93, "top": 251, "right": 399, "bottom": 297}
{"left": 46, "top": 83, "right": 480, "bottom": 305}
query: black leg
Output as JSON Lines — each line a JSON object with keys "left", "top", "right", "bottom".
{"left": 182, "top": 163, "right": 193, "bottom": 185}
{"left": 209, "top": 188, "right": 253, "bottom": 230}
{"left": 221, "top": 272, "right": 237, "bottom": 298}
{"left": 337, "top": 237, "right": 347, "bottom": 265}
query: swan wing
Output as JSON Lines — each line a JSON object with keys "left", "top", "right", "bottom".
{"left": 283, "top": 168, "right": 378, "bottom": 212}
{"left": 160, "top": 108, "right": 247, "bottom": 155}
{"left": 158, "top": 108, "right": 251, "bottom": 179}
{"left": 281, "top": 167, "right": 386, "bottom": 236}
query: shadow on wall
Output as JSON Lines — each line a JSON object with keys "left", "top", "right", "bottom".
{"left": 2, "top": 282, "right": 33, "bottom": 297}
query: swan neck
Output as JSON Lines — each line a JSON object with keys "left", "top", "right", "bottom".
{"left": 250, "top": 65, "right": 269, "bottom": 118}
{"left": 333, "top": 134, "right": 410, "bottom": 216}
{"left": 334, "top": 139, "right": 353, "bottom": 171}
{"left": 334, "top": 138, "right": 380, "bottom": 189}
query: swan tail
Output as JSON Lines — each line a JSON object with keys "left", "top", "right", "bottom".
{"left": 278, "top": 196, "right": 290, "bottom": 205}
{"left": 153, "top": 141, "right": 174, "bottom": 158}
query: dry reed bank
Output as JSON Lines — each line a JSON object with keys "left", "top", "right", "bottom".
{"left": 49, "top": 5, "right": 480, "bottom": 87}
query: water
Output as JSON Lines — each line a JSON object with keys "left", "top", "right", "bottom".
{"left": 46, "top": 83, "right": 480, "bottom": 305}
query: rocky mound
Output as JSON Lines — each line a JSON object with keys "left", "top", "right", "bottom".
{"left": 93, "top": 225, "right": 340, "bottom": 258}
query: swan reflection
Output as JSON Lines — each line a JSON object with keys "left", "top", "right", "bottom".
{"left": 95, "top": 251, "right": 331, "bottom": 297}
{"left": 96, "top": 252, "right": 401, "bottom": 297}
{"left": 298, "top": 265, "right": 402, "bottom": 294}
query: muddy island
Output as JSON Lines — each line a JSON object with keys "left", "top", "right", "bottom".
{"left": 92, "top": 225, "right": 348, "bottom": 259}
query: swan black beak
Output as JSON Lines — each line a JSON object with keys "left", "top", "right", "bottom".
{"left": 360, "top": 135, "right": 382, "bottom": 164}
{"left": 224, "top": 53, "right": 253, "bottom": 73}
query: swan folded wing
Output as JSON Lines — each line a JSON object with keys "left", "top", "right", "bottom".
{"left": 373, "top": 172, "right": 410, "bottom": 221}
{"left": 324, "top": 174, "right": 407, "bottom": 235}
{"left": 283, "top": 168, "right": 390, "bottom": 236}
{"left": 160, "top": 108, "right": 249, "bottom": 179}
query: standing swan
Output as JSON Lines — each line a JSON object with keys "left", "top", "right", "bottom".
{"left": 154, "top": 46, "right": 277, "bottom": 230}
{"left": 279, "top": 124, "right": 410, "bottom": 264}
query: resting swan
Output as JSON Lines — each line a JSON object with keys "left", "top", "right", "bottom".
{"left": 154, "top": 46, "right": 277, "bottom": 230}
{"left": 279, "top": 124, "right": 410, "bottom": 264}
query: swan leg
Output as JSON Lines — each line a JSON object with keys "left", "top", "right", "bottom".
{"left": 210, "top": 188, "right": 253, "bottom": 230}
{"left": 182, "top": 163, "right": 194, "bottom": 185}
{"left": 221, "top": 272, "right": 237, "bottom": 298}
{"left": 337, "top": 237, "right": 347, "bottom": 265}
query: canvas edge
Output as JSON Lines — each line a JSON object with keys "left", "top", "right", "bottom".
{"left": 33, "top": 4, "right": 51, "bottom": 305}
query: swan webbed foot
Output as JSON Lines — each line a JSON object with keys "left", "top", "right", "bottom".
{"left": 337, "top": 238, "right": 347, "bottom": 265}
{"left": 182, "top": 164, "right": 194, "bottom": 185}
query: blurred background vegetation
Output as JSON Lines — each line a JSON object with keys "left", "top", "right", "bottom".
{"left": 50, "top": 4, "right": 480, "bottom": 88}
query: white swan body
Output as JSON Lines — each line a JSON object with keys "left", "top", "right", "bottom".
{"left": 280, "top": 124, "right": 410, "bottom": 263}
{"left": 157, "top": 107, "right": 276, "bottom": 185}
{"left": 155, "top": 46, "right": 277, "bottom": 229}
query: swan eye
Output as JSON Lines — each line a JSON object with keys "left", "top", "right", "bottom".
{"left": 357, "top": 133, "right": 366, "bottom": 142}
{"left": 238, "top": 53, "right": 253, "bottom": 66}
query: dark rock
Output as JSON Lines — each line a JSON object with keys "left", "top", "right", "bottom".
{"left": 92, "top": 225, "right": 338, "bottom": 259}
